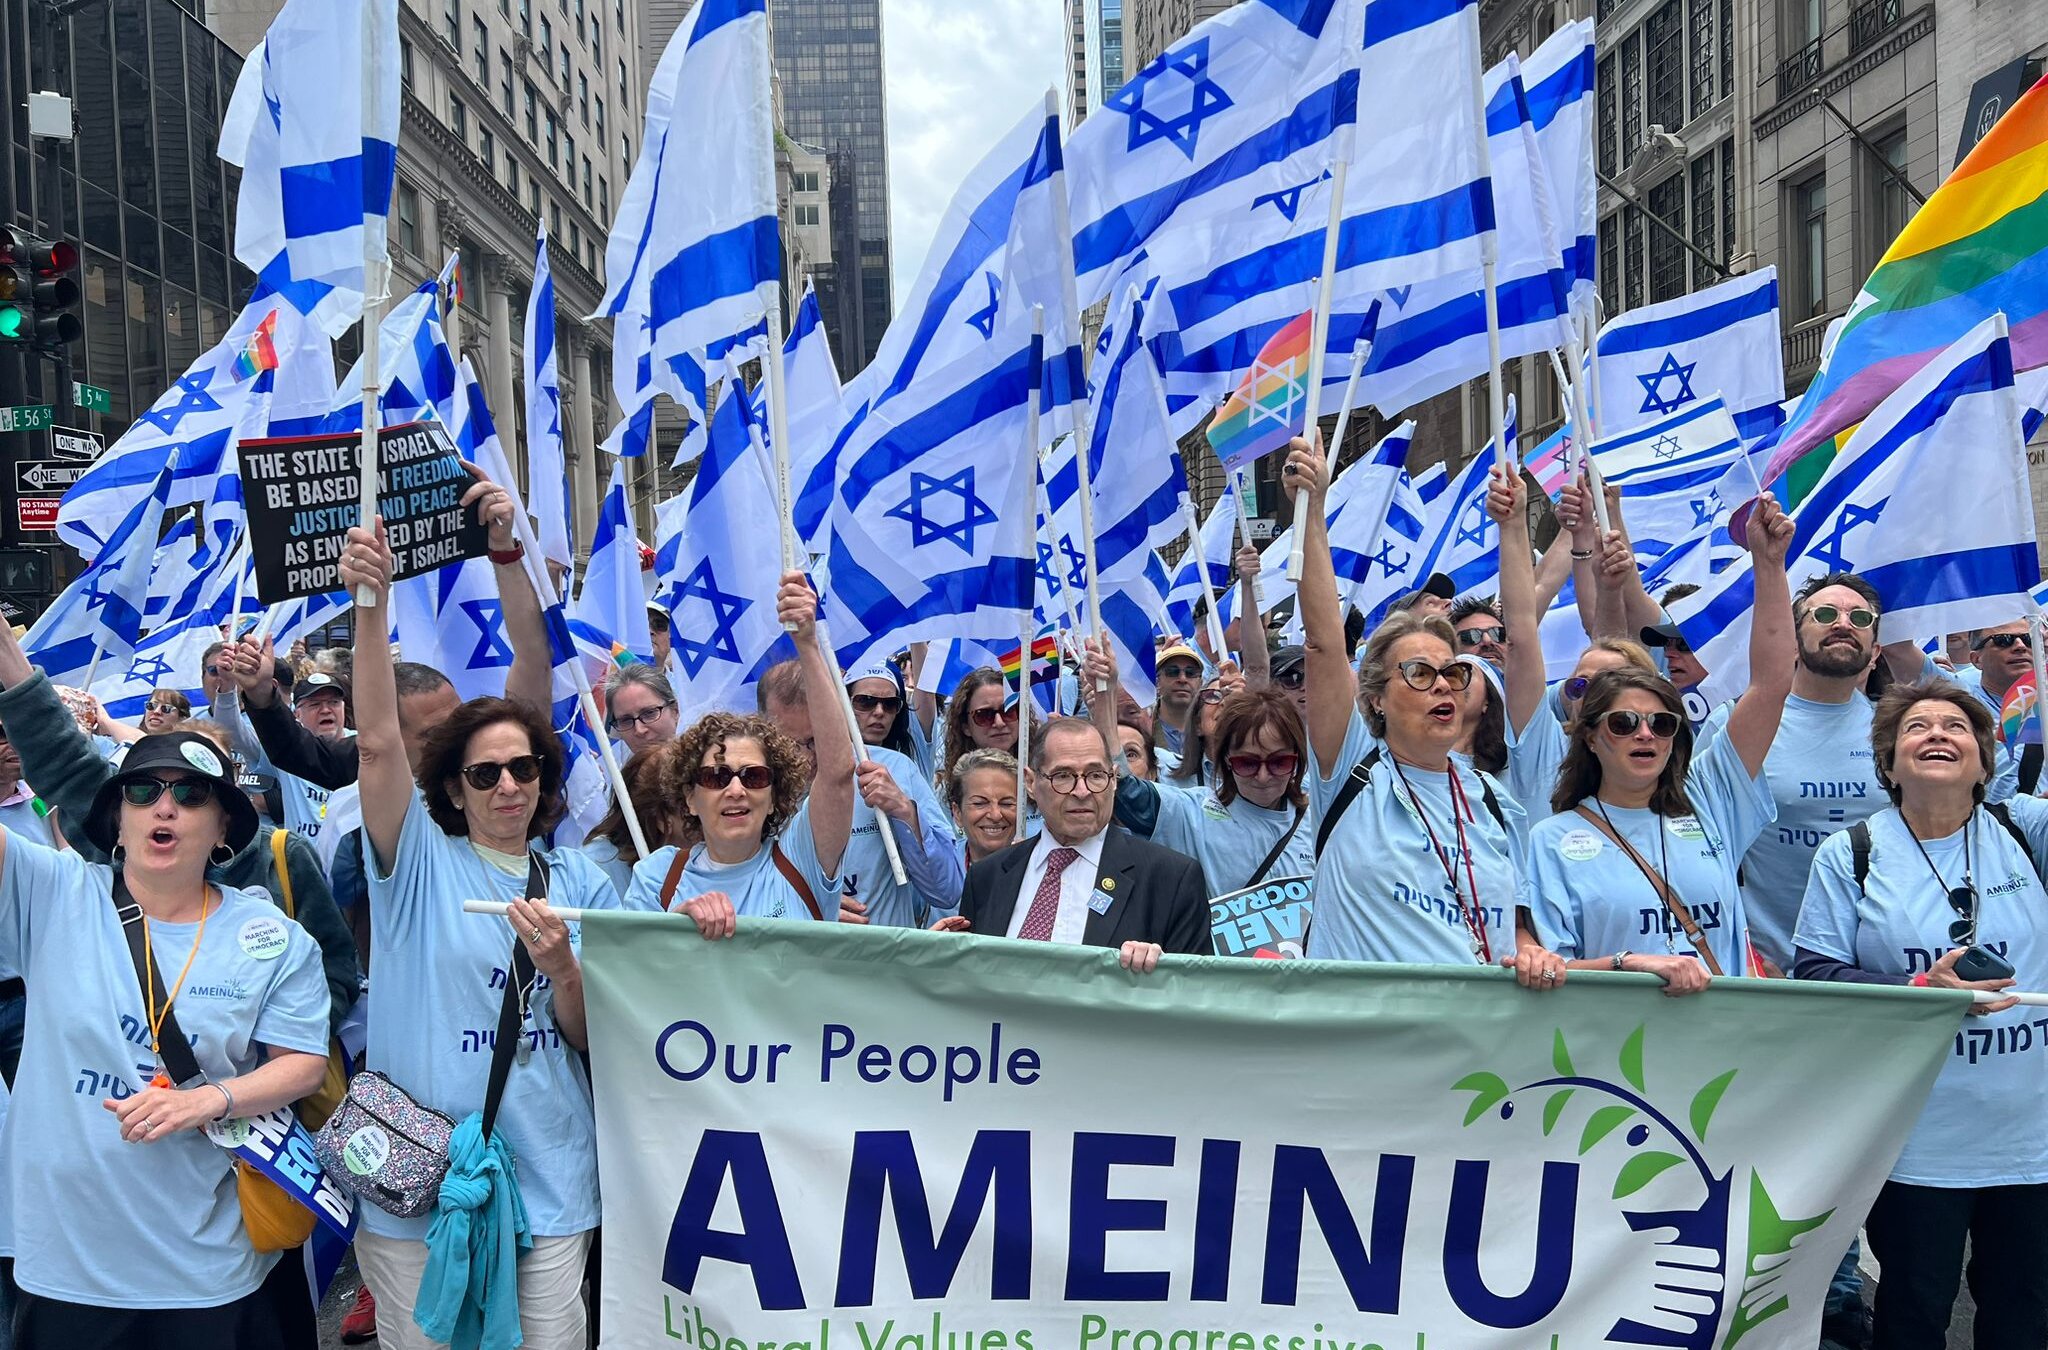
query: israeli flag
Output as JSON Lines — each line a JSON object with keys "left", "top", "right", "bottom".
{"left": 24, "top": 457, "right": 177, "bottom": 684}
{"left": 1410, "top": 397, "right": 1514, "bottom": 603}
{"left": 1596, "top": 268, "right": 1788, "bottom": 444}
{"left": 1674, "top": 314, "right": 2036, "bottom": 702}
{"left": 89, "top": 561, "right": 246, "bottom": 718}
{"left": 596, "top": 0, "right": 778, "bottom": 400}
{"left": 1521, "top": 17, "right": 1596, "bottom": 316}
{"left": 650, "top": 376, "right": 787, "bottom": 713}
{"left": 1239, "top": 419, "right": 1424, "bottom": 627}
{"left": 218, "top": 0, "right": 400, "bottom": 336}
{"left": 142, "top": 518, "right": 205, "bottom": 629}
{"left": 1588, "top": 396, "right": 1745, "bottom": 559}
{"left": 570, "top": 461, "right": 654, "bottom": 670}
{"left": 1163, "top": 489, "right": 1241, "bottom": 638}
{"left": 525, "top": 230, "right": 571, "bottom": 568}
{"left": 783, "top": 285, "right": 849, "bottom": 554}
{"left": 57, "top": 296, "right": 334, "bottom": 559}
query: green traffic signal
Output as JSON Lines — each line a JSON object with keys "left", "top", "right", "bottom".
{"left": 0, "top": 305, "right": 24, "bottom": 341}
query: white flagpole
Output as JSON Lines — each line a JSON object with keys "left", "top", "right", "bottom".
{"left": 354, "top": 0, "right": 388, "bottom": 610}
{"left": 1468, "top": 58, "right": 1509, "bottom": 472}
{"left": 813, "top": 614, "right": 908, "bottom": 886}
{"left": 83, "top": 642, "right": 103, "bottom": 690}
{"left": 1231, "top": 469, "right": 1264, "bottom": 622}
{"left": 1576, "top": 306, "right": 1611, "bottom": 535}
{"left": 1017, "top": 307, "right": 1045, "bottom": 841}
{"left": 1286, "top": 153, "right": 1350, "bottom": 582}
{"left": 2031, "top": 615, "right": 2047, "bottom": 770}
{"left": 763, "top": 299, "right": 801, "bottom": 580}
{"left": 1179, "top": 489, "right": 1228, "bottom": 660}
{"left": 1325, "top": 336, "right": 1370, "bottom": 476}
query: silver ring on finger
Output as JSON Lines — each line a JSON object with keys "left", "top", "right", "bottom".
{"left": 528, "top": 926, "right": 544, "bottom": 943}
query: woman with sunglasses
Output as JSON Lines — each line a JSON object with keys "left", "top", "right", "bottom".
{"left": 623, "top": 576, "right": 855, "bottom": 930}
{"left": 1087, "top": 640, "right": 1313, "bottom": 901}
{"left": 948, "top": 749, "right": 1020, "bottom": 867}
{"left": 602, "top": 664, "right": 680, "bottom": 756}
{"left": 939, "top": 669, "right": 1032, "bottom": 784}
{"left": 846, "top": 659, "right": 936, "bottom": 779}
{"left": 0, "top": 727, "right": 330, "bottom": 1345}
{"left": 344, "top": 520, "right": 620, "bottom": 1350}
{"left": 1792, "top": 681, "right": 2048, "bottom": 1349}
{"left": 1291, "top": 438, "right": 1560, "bottom": 985}
{"left": 1522, "top": 493, "right": 1798, "bottom": 991}
{"left": 140, "top": 687, "right": 192, "bottom": 735}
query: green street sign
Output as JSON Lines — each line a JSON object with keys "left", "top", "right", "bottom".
{"left": 72, "top": 382, "right": 110, "bottom": 414}
{"left": 0, "top": 406, "right": 53, "bottom": 433}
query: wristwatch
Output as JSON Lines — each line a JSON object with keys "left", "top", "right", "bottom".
{"left": 1611, "top": 950, "right": 1631, "bottom": 971}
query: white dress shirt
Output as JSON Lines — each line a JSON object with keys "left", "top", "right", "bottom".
{"left": 1006, "top": 828, "right": 1108, "bottom": 945}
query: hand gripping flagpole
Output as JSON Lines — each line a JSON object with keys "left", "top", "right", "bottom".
{"left": 812, "top": 613, "right": 908, "bottom": 887}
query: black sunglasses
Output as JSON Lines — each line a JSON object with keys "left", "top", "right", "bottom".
{"left": 1946, "top": 885, "right": 1981, "bottom": 947}
{"left": 850, "top": 693, "right": 902, "bottom": 715}
{"left": 1602, "top": 710, "right": 1682, "bottom": 739}
{"left": 1564, "top": 675, "right": 1591, "bottom": 701}
{"left": 1975, "top": 631, "right": 2033, "bottom": 652}
{"left": 460, "top": 755, "right": 544, "bottom": 791}
{"left": 121, "top": 777, "right": 217, "bottom": 809}
{"left": 1274, "top": 667, "right": 1305, "bottom": 690}
{"left": 1396, "top": 659, "right": 1474, "bottom": 692}
{"left": 1457, "top": 625, "right": 1506, "bottom": 647}
{"left": 696, "top": 764, "right": 774, "bottom": 791}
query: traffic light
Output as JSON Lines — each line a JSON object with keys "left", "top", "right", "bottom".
{"left": 0, "top": 230, "right": 80, "bottom": 351}
{"left": 0, "top": 231, "right": 29, "bottom": 345}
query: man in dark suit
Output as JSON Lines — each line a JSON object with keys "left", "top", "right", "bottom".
{"left": 956, "top": 717, "right": 1210, "bottom": 965}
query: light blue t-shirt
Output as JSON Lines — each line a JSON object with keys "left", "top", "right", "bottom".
{"left": 1525, "top": 730, "right": 1773, "bottom": 973}
{"left": 1506, "top": 706, "right": 1568, "bottom": 822}
{"left": 1305, "top": 710, "right": 1525, "bottom": 966}
{"left": 581, "top": 835, "right": 635, "bottom": 897}
{"left": 1795, "top": 800, "right": 2048, "bottom": 1187}
{"left": 364, "top": 791, "right": 618, "bottom": 1240}
{"left": 843, "top": 746, "right": 962, "bottom": 927}
{"left": 624, "top": 806, "right": 838, "bottom": 920}
{"left": 0, "top": 833, "right": 327, "bottom": 1307}
{"left": 0, "top": 795, "right": 53, "bottom": 984}
{"left": 1136, "top": 778, "right": 1312, "bottom": 898}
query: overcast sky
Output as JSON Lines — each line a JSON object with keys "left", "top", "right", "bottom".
{"left": 882, "top": 0, "right": 1066, "bottom": 308}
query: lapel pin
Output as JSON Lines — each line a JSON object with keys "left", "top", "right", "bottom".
{"left": 1101, "top": 877, "right": 1116, "bottom": 892}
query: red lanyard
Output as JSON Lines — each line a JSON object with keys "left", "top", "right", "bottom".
{"left": 1391, "top": 759, "right": 1491, "bottom": 964}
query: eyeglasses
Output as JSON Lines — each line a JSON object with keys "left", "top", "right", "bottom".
{"left": 1808, "top": 604, "right": 1876, "bottom": 631}
{"left": 1274, "top": 667, "right": 1305, "bottom": 690}
{"left": 121, "top": 777, "right": 217, "bottom": 809}
{"left": 605, "top": 702, "right": 675, "bottom": 734}
{"left": 1044, "top": 766, "right": 1112, "bottom": 794}
{"left": 1226, "top": 751, "right": 1299, "bottom": 781}
{"left": 1564, "top": 676, "right": 1591, "bottom": 701}
{"left": 1975, "top": 631, "right": 2033, "bottom": 652}
{"left": 1601, "top": 710, "right": 1682, "bottom": 739}
{"left": 969, "top": 705, "right": 1022, "bottom": 729}
{"left": 144, "top": 701, "right": 183, "bottom": 717}
{"left": 1664, "top": 636, "right": 1694, "bottom": 655}
{"left": 1158, "top": 662, "right": 1202, "bottom": 681}
{"left": 460, "top": 755, "right": 544, "bottom": 791}
{"left": 1456, "top": 625, "right": 1507, "bottom": 648}
{"left": 1197, "top": 687, "right": 1228, "bottom": 706}
{"left": 1396, "top": 659, "right": 1474, "bottom": 692}
{"left": 964, "top": 796, "right": 1016, "bottom": 814}
{"left": 695, "top": 764, "right": 775, "bottom": 791}
{"left": 850, "top": 693, "right": 902, "bottom": 715}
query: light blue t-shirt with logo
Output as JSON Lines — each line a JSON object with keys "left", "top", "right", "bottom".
{"left": 364, "top": 791, "right": 619, "bottom": 1240}
{"left": 0, "top": 832, "right": 327, "bottom": 1307}
{"left": 1699, "top": 694, "right": 1886, "bottom": 969}
{"left": 1305, "top": 710, "right": 1525, "bottom": 966}
{"left": 841, "top": 746, "right": 963, "bottom": 927}
{"left": 1525, "top": 729, "right": 1773, "bottom": 973}
{"left": 1795, "top": 799, "right": 2048, "bottom": 1187}
{"left": 1124, "top": 776, "right": 1313, "bottom": 899}
{"left": 624, "top": 805, "right": 837, "bottom": 920}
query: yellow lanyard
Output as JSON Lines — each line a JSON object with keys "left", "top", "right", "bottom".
{"left": 144, "top": 893, "right": 213, "bottom": 1088}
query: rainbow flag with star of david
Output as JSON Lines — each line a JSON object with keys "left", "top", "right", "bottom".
{"left": 2001, "top": 669, "right": 2041, "bottom": 745}
{"left": 230, "top": 309, "right": 279, "bottom": 382}
{"left": 1205, "top": 310, "right": 1313, "bottom": 474}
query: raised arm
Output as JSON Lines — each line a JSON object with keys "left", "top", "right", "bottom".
{"left": 469, "top": 470, "right": 552, "bottom": 714}
{"left": 907, "top": 643, "right": 939, "bottom": 739}
{"left": 339, "top": 521, "right": 410, "bottom": 873}
{"left": 1721, "top": 494, "right": 1797, "bottom": 777}
{"left": 1490, "top": 465, "right": 1547, "bottom": 736}
{"left": 230, "top": 638, "right": 358, "bottom": 789}
{"left": 784, "top": 575, "right": 854, "bottom": 878}
{"left": 1234, "top": 545, "right": 1270, "bottom": 686}
{"left": 0, "top": 623, "right": 116, "bottom": 859}
{"left": 1289, "top": 435, "right": 1351, "bottom": 776}
{"left": 1556, "top": 475, "right": 1603, "bottom": 640}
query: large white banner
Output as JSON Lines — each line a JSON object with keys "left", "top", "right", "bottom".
{"left": 580, "top": 917, "right": 1963, "bottom": 1350}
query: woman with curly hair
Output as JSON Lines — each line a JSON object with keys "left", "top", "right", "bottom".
{"left": 344, "top": 515, "right": 621, "bottom": 1350}
{"left": 623, "top": 576, "right": 855, "bottom": 931}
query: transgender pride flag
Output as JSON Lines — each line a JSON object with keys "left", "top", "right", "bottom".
{"left": 1205, "top": 311, "right": 1312, "bottom": 474}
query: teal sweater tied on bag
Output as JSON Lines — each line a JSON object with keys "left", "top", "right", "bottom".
{"left": 415, "top": 1113, "right": 532, "bottom": 1350}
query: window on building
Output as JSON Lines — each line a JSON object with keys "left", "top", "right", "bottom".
{"left": 1596, "top": 53, "right": 1617, "bottom": 177}
{"left": 400, "top": 37, "right": 414, "bottom": 88}
{"left": 525, "top": 83, "right": 538, "bottom": 141}
{"left": 499, "top": 0, "right": 508, "bottom": 12}
{"left": 1598, "top": 214, "right": 1622, "bottom": 321}
{"left": 529, "top": 180, "right": 542, "bottom": 217}
{"left": 616, "top": 0, "right": 624, "bottom": 31}
{"left": 582, "top": 156, "right": 593, "bottom": 206}
{"left": 1622, "top": 205, "right": 1646, "bottom": 310}
{"left": 565, "top": 131, "right": 577, "bottom": 178}
{"left": 480, "top": 127, "right": 495, "bottom": 175}
{"left": 795, "top": 204, "right": 819, "bottom": 227}
{"left": 551, "top": 203, "right": 563, "bottom": 239}
{"left": 618, "top": 58, "right": 628, "bottom": 113}
{"left": 444, "top": 0, "right": 461, "bottom": 49}
{"left": 473, "top": 17, "right": 489, "bottom": 83}
{"left": 501, "top": 50, "right": 514, "bottom": 114}
{"left": 622, "top": 133, "right": 631, "bottom": 165}
{"left": 1647, "top": 173, "right": 1686, "bottom": 301}
{"left": 794, "top": 170, "right": 819, "bottom": 193}
{"left": 599, "top": 176, "right": 609, "bottom": 220}
{"left": 595, "top": 95, "right": 605, "bottom": 138}
{"left": 1689, "top": 150, "right": 1718, "bottom": 285}
{"left": 519, "top": 0, "right": 531, "bottom": 36}
{"left": 579, "top": 74, "right": 590, "bottom": 125}
{"left": 1790, "top": 171, "right": 1828, "bottom": 318}
{"left": 1863, "top": 127, "right": 1910, "bottom": 271}
{"left": 560, "top": 43, "right": 570, "bottom": 85}
{"left": 570, "top": 221, "right": 581, "bottom": 258}
{"left": 1719, "top": 0, "right": 1732, "bottom": 93}
{"left": 591, "top": 21, "right": 600, "bottom": 65}
{"left": 396, "top": 181, "right": 420, "bottom": 255}
{"left": 540, "top": 15, "right": 552, "bottom": 57}
{"left": 1721, "top": 140, "right": 1736, "bottom": 269}
{"left": 506, "top": 156, "right": 518, "bottom": 197}
{"left": 1620, "top": 32, "right": 1643, "bottom": 165}
{"left": 546, "top": 111, "right": 559, "bottom": 168}
{"left": 1646, "top": 1, "right": 1682, "bottom": 134}
{"left": 1687, "top": 0, "right": 1715, "bottom": 116}
{"left": 451, "top": 96, "right": 467, "bottom": 144}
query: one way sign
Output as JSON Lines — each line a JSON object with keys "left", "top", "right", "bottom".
{"left": 13, "top": 460, "right": 89, "bottom": 492}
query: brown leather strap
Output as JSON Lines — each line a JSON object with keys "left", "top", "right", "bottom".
{"left": 1572, "top": 805, "right": 1722, "bottom": 976}
{"left": 657, "top": 848, "right": 691, "bottom": 911}
{"left": 770, "top": 844, "right": 824, "bottom": 921}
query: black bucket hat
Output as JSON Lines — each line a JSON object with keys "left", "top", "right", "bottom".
{"left": 86, "top": 731, "right": 259, "bottom": 858}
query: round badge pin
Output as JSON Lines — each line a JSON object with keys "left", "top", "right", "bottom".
{"left": 180, "top": 741, "right": 225, "bottom": 778}
{"left": 238, "top": 915, "right": 289, "bottom": 961}
{"left": 1557, "top": 829, "right": 1605, "bottom": 862}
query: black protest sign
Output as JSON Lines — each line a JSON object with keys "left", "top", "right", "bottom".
{"left": 238, "top": 421, "right": 489, "bottom": 604}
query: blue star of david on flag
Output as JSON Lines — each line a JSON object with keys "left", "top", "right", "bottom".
{"left": 1252, "top": 169, "right": 1331, "bottom": 223}
{"left": 1368, "top": 541, "right": 1410, "bottom": 578}
{"left": 966, "top": 272, "right": 1002, "bottom": 340}
{"left": 457, "top": 598, "right": 516, "bottom": 669}
{"left": 1808, "top": 499, "right": 1888, "bottom": 573}
{"left": 1651, "top": 434, "right": 1684, "bottom": 460}
{"left": 885, "top": 467, "right": 999, "bottom": 555}
{"left": 80, "top": 572, "right": 112, "bottom": 613}
{"left": 1035, "top": 540, "right": 1064, "bottom": 597}
{"left": 1691, "top": 493, "right": 1722, "bottom": 528}
{"left": 671, "top": 557, "right": 752, "bottom": 677}
{"left": 1059, "top": 536, "right": 1087, "bottom": 589}
{"left": 137, "top": 369, "right": 224, "bottom": 436}
{"left": 1385, "top": 285, "right": 1412, "bottom": 311}
{"left": 125, "top": 652, "right": 174, "bottom": 686}
{"left": 1104, "top": 36, "right": 1234, "bottom": 161}
{"left": 1637, "top": 352, "right": 1699, "bottom": 416}
{"left": 1455, "top": 501, "right": 1495, "bottom": 552}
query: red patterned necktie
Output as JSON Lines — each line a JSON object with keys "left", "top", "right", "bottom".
{"left": 1016, "top": 846, "right": 1079, "bottom": 942}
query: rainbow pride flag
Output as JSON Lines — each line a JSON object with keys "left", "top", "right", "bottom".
{"left": 1206, "top": 311, "right": 1313, "bottom": 473}
{"left": 231, "top": 309, "right": 280, "bottom": 381}
{"left": 998, "top": 631, "right": 1060, "bottom": 684}
{"left": 2002, "top": 669, "right": 2040, "bottom": 745}
{"left": 1764, "top": 74, "right": 2048, "bottom": 498}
